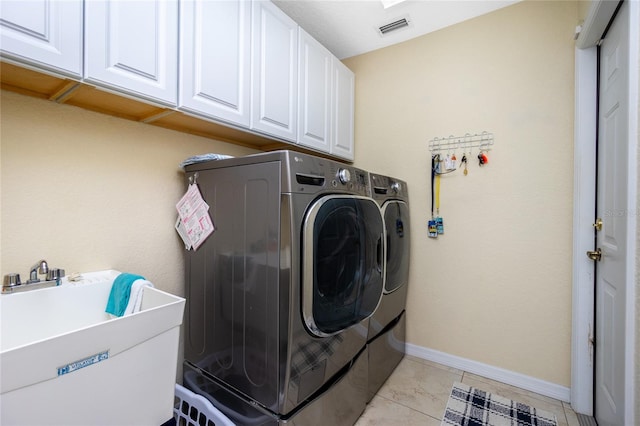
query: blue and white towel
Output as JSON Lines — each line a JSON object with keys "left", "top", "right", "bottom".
{"left": 105, "top": 273, "right": 154, "bottom": 317}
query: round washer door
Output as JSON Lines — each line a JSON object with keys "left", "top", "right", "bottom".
{"left": 383, "top": 200, "right": 410, "bottom": 294}
{"left": 302, "top": 195, "right": 384, "bottom": 337}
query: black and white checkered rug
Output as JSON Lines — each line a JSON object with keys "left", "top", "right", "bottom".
{"left": 442, "top": 382, "right": 558, "bottom": 426}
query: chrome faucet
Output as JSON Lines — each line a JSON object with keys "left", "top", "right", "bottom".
{"left": 27, "top": 259, "right": 49, "bottom": 284}
{"left": 3, "top": 260, "right": 64, "bottom": 294}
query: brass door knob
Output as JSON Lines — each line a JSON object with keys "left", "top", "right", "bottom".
{"left": 593, "top": 218, "right": 603, "bottom": 231}
{"left": 586, "top": 248, "right": 602, "bottom": 261}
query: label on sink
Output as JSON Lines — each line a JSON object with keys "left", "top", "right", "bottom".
{"left": 57, "top": 350, "right": 109, "bottom": 376}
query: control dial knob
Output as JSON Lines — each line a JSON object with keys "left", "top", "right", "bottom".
{"left": 337, "top": 168, "right": 351, "bottom": 184}
{"left": 391, "top": 182, "right": 401, "bottom": 193}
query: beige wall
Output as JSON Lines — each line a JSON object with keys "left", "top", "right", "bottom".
{"left": 344, "top": 0, "right": 577, "bottom": 387}
{"left": 0, "top": 90, "right": 258, "bottom": 296}
{"left": 577, "top": 0, "right": 592, "bottom": 24}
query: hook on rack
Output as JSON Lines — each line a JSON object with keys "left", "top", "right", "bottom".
{"left": 428, "top": 131, "right": 494, "bottom": 154}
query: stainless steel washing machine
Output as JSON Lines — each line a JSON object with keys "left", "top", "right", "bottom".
{"left": 182, "top": 151, "right": 384, "bottom": 425}
{"left": 367, "top": 173, "right": 410, "bottom": 401}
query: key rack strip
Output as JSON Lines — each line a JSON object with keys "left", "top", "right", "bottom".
{"left": 428, "top": 132, "right": 494, "bottom": 154}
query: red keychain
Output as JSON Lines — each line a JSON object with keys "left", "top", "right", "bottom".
{"left": 478, "top": 151, "right": 488, "bottom": 166}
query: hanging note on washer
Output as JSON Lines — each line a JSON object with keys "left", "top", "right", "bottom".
{"left": 175, "top": 184, "right": 214, "bottom": 250}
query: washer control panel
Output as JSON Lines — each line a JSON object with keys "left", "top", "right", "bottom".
{"left": 288, "top": 152, "right": 369, "bottom": 196}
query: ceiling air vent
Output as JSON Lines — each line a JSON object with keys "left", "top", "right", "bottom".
{"left": 378, "top": 16, "right": 411, "bottom": 36}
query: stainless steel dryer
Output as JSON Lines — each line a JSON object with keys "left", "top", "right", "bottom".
{"left": 182, "top": 151, "right": 384, "bottom": 425}
{"left": 367, "top": 173, "right": 411, "bottom": 401}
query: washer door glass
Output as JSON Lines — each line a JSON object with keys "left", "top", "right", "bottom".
{"left": 383, "top": 200, "right": 410, "bottom": 293}
{"left": 302, "top": 196, "right": 384, "bottom": 337}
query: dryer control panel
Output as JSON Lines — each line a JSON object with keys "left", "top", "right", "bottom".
{"left": 370, "top": 173, "right": 409, "bottom": 202}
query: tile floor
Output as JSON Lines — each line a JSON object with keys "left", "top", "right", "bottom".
{"left": 355, "top": 355, "right": 580, "bottom": 426}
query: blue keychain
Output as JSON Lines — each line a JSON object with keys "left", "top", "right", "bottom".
{"left": 436, "top": 216, "right": 444, "bottom": 234}
{"left": 428, "top": 219, "right": 438, "bottom": 238}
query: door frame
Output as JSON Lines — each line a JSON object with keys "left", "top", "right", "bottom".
{"left": 572, "top": 0, "right": 638, "bottom": 419}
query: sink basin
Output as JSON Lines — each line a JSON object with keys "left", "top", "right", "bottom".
{"left": 0, "top": 270, "right": 185, "bottom": 425}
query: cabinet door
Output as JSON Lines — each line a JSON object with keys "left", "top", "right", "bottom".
{"left": 85, "top": 0, "right": 178, "bottom": 106}
{"left": 297, "top": 29, "right": 332, "bottom": 152}
{"left": 332, "top": 59, "right": 355, "bottom": 160}
{"left": 179, "top": 0, "right": 251, "bottom": 127}
{"left": 0, "top": 0, "right": 82, "bottom": 77}
{"left": 251, "top": 1, "right": 298, "bottom": 142}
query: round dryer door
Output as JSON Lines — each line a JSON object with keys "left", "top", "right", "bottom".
{"left": 383, "top": 200, "right": 410, "bottom": 294}
{"left": 302, "top": 195, "right": 384, "bottom": 337}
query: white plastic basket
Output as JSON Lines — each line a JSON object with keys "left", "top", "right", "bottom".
{"left": 174, "top": 384, "right": 235, "bottom": 426}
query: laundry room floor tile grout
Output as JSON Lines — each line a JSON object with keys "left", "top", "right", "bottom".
{"left": 355, "top": 355, "right": 580, "bottom": 426}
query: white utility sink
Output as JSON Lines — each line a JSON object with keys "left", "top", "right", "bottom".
{"left": 0, "top": 270, "right": 185, "bottom": 425}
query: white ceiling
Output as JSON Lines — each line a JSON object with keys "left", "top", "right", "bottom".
{"left": 273, "top": 0, "right": 521, "bottom": 59}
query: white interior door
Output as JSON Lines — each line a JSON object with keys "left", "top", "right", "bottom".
{"left": 594, "top": 2, "right": 630, "bottom": 424}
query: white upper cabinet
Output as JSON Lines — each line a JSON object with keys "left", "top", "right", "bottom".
{"left": 250, "top": 0, "right": 298, "bottom": 142}
{"left": 179, "top": 0, "right": 251, "bottom": 127}
{"left": 0, "top": 0, "right": 354, "bottom": 160}
{"left": 297, "top": 28, "right": 355, "bottom": 160}
{"left": 332, "top": 59, "right": 355, "bottom": 161}
{"left": 297, "top": 28, "right": 332, "bottom": 153}
{"left": 84, "top": 0, "right": 178, "bottom": 106}
{"left": 0, "top": 0, "right": 83, "bottom": 77}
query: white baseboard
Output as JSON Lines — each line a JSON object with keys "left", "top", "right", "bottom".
{"left": 405, "top": 343, "right": 571, "bottom": 403}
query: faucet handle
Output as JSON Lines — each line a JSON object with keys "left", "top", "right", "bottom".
{"left": 3, "top": 273, "right": 22, "bottom": 288}
{"left": 46, "top": 268, "right": 65, "bottom": 282}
